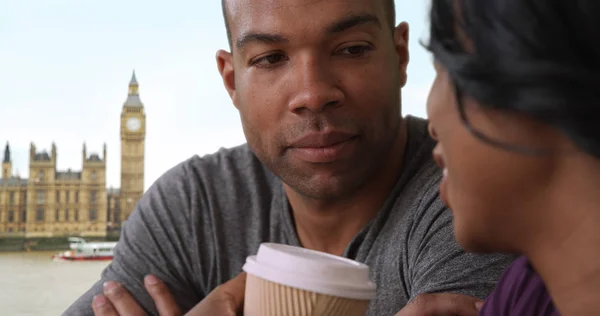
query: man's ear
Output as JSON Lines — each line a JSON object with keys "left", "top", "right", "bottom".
{"left": 394, "top": 22, "right": 410, "bottom": 88}
{"left": 216, "top": 49, "right": 238, "bottom": 107}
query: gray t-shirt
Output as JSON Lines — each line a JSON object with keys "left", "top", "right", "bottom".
{"left": 64, "top": 116, "right": 514, "bottom": 316}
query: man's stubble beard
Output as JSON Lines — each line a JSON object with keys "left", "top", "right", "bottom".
{"left": 243, "top": 112, "right": 403, "bottom": 202}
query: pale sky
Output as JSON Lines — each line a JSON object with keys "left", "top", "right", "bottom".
{"left": 0, "top": 0, "right": 435, "bottom": 191}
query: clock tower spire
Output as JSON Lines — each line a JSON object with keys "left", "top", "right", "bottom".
{"left": 123, "top": 70, "right": 143, "bottom": 108}
{"left": 120, "top": 70, "right": 146, "bottom": 221}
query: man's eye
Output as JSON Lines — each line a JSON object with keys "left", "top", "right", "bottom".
{"left": 252, "top": 54, "right": 288, "bottom": 68}
{"left": 338, "top": 45, "right": 373, "bottom": 57}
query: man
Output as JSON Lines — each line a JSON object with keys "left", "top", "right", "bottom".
{"left": 65, "top": 0, "right": 515, "bottom": 315}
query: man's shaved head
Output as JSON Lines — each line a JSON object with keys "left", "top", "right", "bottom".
{"left": 221, "top": 0, "right": 396, "bottom": 49}
{"left": 221, "top": 0, "right": 232, "bottom": 48}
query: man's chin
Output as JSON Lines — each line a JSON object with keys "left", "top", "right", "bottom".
{"left": 282, "top": 173, "right": 360, "bottom": 201}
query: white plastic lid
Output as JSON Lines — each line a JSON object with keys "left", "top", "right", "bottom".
{"left": 242, "top": 243, "right": 377, "bottom": 300}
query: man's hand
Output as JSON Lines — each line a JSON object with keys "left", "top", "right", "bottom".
{"left": 395, "top": 293, "right": 484, "bottom": 316}
{"left": 185, "top": 272, "right": 246, "bottom": 315}
{"left": 92, "top": 272, "right": 247, "bottom": 316}
{"left": 91, "top": 274, "right": 183, "bottom": 316}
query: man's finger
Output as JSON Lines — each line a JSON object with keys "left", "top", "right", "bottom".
{"left": 144, "top": 274, "right": 182, "bottom": 316}
{"left": 103, "top": 281, "right": 146, "bottom": 316}
{"left": 91, "top": 294, "right": 119, "bottom": 316}
{"left": 215, "top": 272, "right": 247, "bottom": 312}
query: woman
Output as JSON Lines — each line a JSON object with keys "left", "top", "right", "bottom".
{"left": 424, "top": 0, "right": 600, "bottom": 315}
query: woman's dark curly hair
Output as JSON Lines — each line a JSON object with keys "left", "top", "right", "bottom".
{"left": 425, "top": 0, "right": 600, "bottom": 158}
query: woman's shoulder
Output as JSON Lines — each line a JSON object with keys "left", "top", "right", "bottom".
{"left": 479, "top": 256, "right": 560, "bottom": 316}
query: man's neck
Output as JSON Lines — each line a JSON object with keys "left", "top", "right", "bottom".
{"left": 285, "top": 121, "right": 408, "bottom": 256}
{"left": 527, "top": 170, "right": 600, "bottom": 316}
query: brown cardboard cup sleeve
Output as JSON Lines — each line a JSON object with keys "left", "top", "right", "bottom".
{"left": 242, "top": 243, "right": 377, "bottom": 316}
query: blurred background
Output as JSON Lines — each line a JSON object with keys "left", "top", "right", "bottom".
{"left": 0, "top": 1, "right": 435, "bottom": 315}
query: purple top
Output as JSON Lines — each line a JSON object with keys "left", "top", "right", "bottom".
{"left": 480, "top": 256, "right": 560, "bottom": 316}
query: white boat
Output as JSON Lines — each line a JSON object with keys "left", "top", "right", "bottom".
{"left": 52, "top": 237, "right": 117, "bottom": 261}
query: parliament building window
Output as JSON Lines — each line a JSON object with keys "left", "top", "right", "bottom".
{"left": 89, "top": 209, "right": 98, "bottom": 221}
{"left": 9, "top": 192, "right": 14, "bottom": 205}
{"left": 36, "top": 208, "right": 45, "bottom": 222}
{"left": 36, "top": 190, "right": 45, "bottom": 204}
{"left": 8, "top": 210, "right": 14, "bottom": 222}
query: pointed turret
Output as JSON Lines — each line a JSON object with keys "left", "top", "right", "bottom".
{"left": 3, "top": 142, "right": 10, "bottom": 163}
{"left": 2, "top": 142, "right": 12, "bottom": 179}
{"left": 123, "top": 70, "right": 144, "bottom": 108}
{"left": 29, "top": 142, "right": 36, "bottom": 160}
{"left": 82, "top": 142, "right": 87, "bottom": 161}
{"left": 51, "top": 141, "right": 57, "bottom": 163}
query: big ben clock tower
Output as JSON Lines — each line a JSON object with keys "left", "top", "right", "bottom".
{"left": 120, "top": 70, "right": 146, "bottom": 220}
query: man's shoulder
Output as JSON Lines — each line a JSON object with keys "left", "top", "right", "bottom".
{"left": 141, "top": 143, "right": 281, "bottom": 224}
{"left": 155, "top": 143, "right": 278, "bottom": 191}
{"left": 398, "top": 115, "right": 443, "bottom": 214}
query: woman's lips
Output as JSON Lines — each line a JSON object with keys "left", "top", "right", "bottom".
{"left": 432, "top": 145, "right": 445, "bottom": 170}
{"left": 440, "top": 167, "right": 450, "bottom": 207}
{"left": 433, "top": 145, "right": 450, "bottom": 207}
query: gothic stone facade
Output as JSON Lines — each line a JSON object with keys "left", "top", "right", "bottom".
{"left": 0, "top": 72, "right": 146, "bottom": 238}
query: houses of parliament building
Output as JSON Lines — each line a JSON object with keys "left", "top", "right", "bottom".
{"left": 0, "top": 72, "right": 146, "bottom": 238}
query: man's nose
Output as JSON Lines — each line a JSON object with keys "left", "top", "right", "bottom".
{"left": 287, "top": 59, "right": 345, "bottom": 113}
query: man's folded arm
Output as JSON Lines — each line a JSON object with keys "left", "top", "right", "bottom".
{"left": 63, "top": 163, "right": 205, "bottom": 316}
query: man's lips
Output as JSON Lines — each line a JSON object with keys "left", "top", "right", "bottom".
{"left": 287, "top": 132, "right": 359, "bottom": 163}
{"left": 289, "top": 131, "right": 357, "bottom": 148}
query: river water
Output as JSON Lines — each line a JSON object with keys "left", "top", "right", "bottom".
{"left": 0, "top": 251, "right": 109, "bottom": 316}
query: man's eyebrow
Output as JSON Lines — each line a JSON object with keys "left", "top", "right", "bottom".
{"left": 326, "top": 13, "right": 381, "bottom": 34}
{"left": 235, "top": 13, "right": 380, "bottom": 50}
{"left": 236, "top": 33, "right": 288, "bottom": 50}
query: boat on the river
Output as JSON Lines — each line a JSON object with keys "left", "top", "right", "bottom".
{"left": 52, "top": 237, "right": 117, "bottom": 261}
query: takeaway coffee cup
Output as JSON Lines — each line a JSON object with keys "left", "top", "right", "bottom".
{"left": 242, "top": 243, "right": 377, "bottom": 316}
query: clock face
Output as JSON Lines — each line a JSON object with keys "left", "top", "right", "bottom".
{"left": 126, "top": 117, "right": 141, "bottom": 132}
